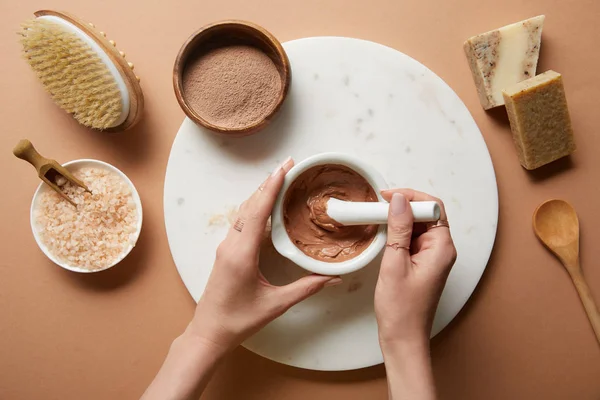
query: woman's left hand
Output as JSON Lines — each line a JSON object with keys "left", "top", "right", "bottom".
{"left": 186, "top": 157, "right": 342, "bottom": 354}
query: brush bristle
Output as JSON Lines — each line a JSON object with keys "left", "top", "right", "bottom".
{"left": 19, "top": 19, "right": 123, "bottom": 129}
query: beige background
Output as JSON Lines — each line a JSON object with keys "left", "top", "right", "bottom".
{"left": 1, "top": 0, "right": 599, "bottom": 398}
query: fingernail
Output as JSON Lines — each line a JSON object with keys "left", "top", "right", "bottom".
{"left": 324, "top": 277, "right": 343, "bottom": 287}
{"left": 282, "top": 157, "right": 294, "bottom": 173}
{"left": 272, "top": 156, "right": 292, "bottom": 176}
{"left": 391, "top": 193, "right": 406, "bottom": 215}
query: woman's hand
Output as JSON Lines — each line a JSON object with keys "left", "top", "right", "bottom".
{"left": 375, "top": 189, "right": 457, "bottom": 346}
{"left": 143, "top": 158, "right": 341, "bottom": 400}
{"left": 375, "top": 189, "right": 456, "bottom": 400}
{"left": 186, "top": 157, "right": 341, "bottom": 354}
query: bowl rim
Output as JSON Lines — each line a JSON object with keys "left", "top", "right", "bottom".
{"left": 172, "top": 19, "right": 291, "bottom": 136}
{"left": 30, "top": 159, "right": 143, "bottom": 274}
{"left": 271, "top": 152, "right": 388, "bottom": 275}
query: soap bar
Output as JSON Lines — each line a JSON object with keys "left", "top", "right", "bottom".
{"left": 502, "top": 70, "right": 575, "bottom": 170}
{"left": 464, "top": 16, "right": 545, "bottom": 110}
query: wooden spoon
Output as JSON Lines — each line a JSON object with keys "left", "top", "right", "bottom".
{"left": 533, "top": 199, "right": 600, "bottom": 344}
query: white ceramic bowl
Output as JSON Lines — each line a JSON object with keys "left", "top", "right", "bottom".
{"left": 271, "top": 153, "right": 388, "bottom": 275}
{"left": 30, "top": 159, "right": 143, "bottom": 273}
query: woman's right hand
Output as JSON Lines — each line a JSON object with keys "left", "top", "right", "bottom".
{"left": 375, "top": 188, "right": 457, "bottom": 346}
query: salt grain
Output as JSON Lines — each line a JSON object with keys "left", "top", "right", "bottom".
{"left": 34, "top": 167, "right": 138, "bottom": 271}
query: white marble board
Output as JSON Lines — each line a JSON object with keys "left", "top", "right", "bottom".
{"left": 164, "top": 37, "right": 498, "bottom": 371}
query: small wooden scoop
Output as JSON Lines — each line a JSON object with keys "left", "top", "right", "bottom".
{"left": 533, "top": 199, "right": 600, "bottom": 344}
{"left": 13, "top": 139, "right": 91, "bottom": 206}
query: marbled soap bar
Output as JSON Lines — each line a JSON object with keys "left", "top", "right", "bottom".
{"left": 464, "top": 16, "right": 544, "bottom": 110}
{"left": 502, "top": 70, "right": 575, "bottom": 170}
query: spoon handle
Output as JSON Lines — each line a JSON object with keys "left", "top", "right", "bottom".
{"left": 13, "top": 139, "right": 49, "bottom": 172}
{"left": 326, "top": 199, "right": 440, "bottom": 225}
{"left": 570, "top": 267, "right": 600, "bottom": 344}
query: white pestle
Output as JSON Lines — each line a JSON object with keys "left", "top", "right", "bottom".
{"left": 326, "top": 198, "right": 441, "bottom": 225}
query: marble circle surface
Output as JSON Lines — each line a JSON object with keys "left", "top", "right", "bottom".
{"left": 164, "top": 37, "right": 498, "bottom": 371}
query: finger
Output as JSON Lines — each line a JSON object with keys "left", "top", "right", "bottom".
{"left": 381, "top": 193, "right": 414, "bottom": 274}
{"left": 244, "top": 157, "right": 293, "bottom": 238}
{"left": 231, "top": 157, "right": 293, "bottom": 244}
{"left": 381, "top": 188, "right": 418, "bottom": 201}
{"left": 384, "top": 189, "right": 453, "bottom": 256}
{"left": 381, "top": 188, "right": 448, "bottom": 220}
{"left": 276, "top": 275, "right": 342, "bottom": 311}
{"left": 412, "top": 232, "right": 457, "bottom": 276}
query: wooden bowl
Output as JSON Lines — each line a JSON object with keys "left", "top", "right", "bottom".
{"left": 173, "top": 20, "right": 291, "bottom": 136}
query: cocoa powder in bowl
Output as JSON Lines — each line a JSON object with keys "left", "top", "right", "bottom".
{"left": 182, "top": 45, "right": 283, "bottom": 130}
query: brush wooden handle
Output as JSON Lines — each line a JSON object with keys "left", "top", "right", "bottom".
{"left": 13, "top": 139, "right": 48, "bottom": 171}
{"left": 569, "top": 264, "right": 600, "bottom": 344}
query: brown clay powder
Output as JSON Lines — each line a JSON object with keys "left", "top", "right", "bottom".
{"left": 182, "top": 45, "right": 282, "bottom": 129}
